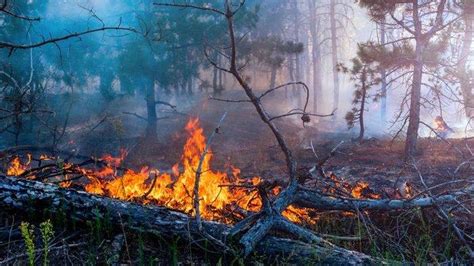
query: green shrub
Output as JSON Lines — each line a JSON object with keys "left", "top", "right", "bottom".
{"left": 20, "top": 222, "right": 36, "bottom": 266}
{"left": 40, "top": 219, "right": 55, "bottom": 266}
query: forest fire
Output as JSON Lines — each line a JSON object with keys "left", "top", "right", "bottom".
{"left": 1, "top": 0, "right": 473, "bottom": 263}
{"left": 3, "top": 118, "right": 388, "bottom": 224}
{"left": 81, "top": 118, "right": 264, "bottom": 222}
{"left": 4, "top": 118, "right": 383, "bottom": 224}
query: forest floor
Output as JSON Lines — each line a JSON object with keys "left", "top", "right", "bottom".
{"left": 0, "top": 96, "right": 472, "bottom": 264}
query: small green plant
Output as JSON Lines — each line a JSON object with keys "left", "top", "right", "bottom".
{"left": 40, "top": 219, "right": 55, "bottom": 266}
{"left": 20, "top": 222, "right": 36, "bottom": 266}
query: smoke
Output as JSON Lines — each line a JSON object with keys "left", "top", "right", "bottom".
{"left": 1, "top": 0, "right": 472, "bottom": 153}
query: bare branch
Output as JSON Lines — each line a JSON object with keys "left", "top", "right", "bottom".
{"left": 0, "top": 26, "right": 138, "bottom": 52}
{"left": 0, "top": 0, "right": 40, "bottom": 21}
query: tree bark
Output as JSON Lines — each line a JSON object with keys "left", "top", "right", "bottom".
{"left": 404, "top": 3, "right": 424, "bottom": 158}
{"left": 330, "top": 0, "right": 340, "bottom": 116}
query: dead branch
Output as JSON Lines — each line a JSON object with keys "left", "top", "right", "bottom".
{"left": 0, "top": 0, "right": 40, "bottom": 21}
{"left": 0, "top": 26, "right": 139, "bottom": 53}
{"left": 193, "top": 112, "right": 228, "bottom": 230}
{"left": 155, "top": 100, "right": 177, "bottom": 110}
{"left": 294, "top": 185, "right": 472, "bottom": 211}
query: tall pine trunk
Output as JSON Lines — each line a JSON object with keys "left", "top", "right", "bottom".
{"left": 270, "top": 65, "right": 277, "bottom": 90}
{"left": 308, "top": 0, "right": 322, "bottom": 113}
{"left": 405, "top": 40, "right": 424, "bottom": 158}
{"left": 358, "top": 69, "right": 367, "bottom": 143}
{"left": 145, "top": 80, "right": 157, "bottom": 139}
{"left": 330, "top": 0, "right": 340, "bottom": 116}
{"left": 293, "top": 0, "right": 302, "bottom": 105}
{"left": 380, "top": 21, "right": 387, "bottom": 121}
{"left": 288, "top": 56, "right": 295, "bottom": 98}
{"left": 459, "top": 3, "right": 474, "bottom": 118}
{"left": 212, "top": 63, "right": 218, "bottom": 95}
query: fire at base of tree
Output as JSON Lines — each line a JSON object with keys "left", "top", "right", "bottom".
{"left": 0, "top": 0, "right": 473, "bottom": 264}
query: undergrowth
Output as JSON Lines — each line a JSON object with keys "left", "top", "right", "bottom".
{"left": 1, "top": 207, "right": 470, "bottom": 264}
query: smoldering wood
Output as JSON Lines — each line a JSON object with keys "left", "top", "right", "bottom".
{"left": 0, "top": 176, "right": 378, "bottom": 264}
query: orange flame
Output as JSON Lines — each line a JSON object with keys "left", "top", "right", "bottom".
{"left": 283, "top": 205, "right": 316, "bottom": 224}
{"left": 351, "top": 181, "right": 381, "bottom": 199}
{"left": 6, "top": 155, "right": 31, "bottom": 176}
{"left": 82, "top": 118, "right": 264, "bottom": 222}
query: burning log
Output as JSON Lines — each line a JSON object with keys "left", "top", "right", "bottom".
{"left": 0, "top": 176, "right": 376, "bottom": 264}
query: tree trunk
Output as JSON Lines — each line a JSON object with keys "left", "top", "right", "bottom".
{"left": 0, "top": 176, "right": 377, "bottom": 264}
{"left": 219, "top": 67, "right": 223, "bottom": 90}
{"left": 405, "top": 40, "right": 424, "bottom": 158}
{"left": 145, "top": 80, "right": 157, "bottom": 139}
{"left": 459, "top": 3, "right": 474, "bottom": 118}
{"left": 359, "top": 70, "right": 367, "bottom": 143}
{"left": 330, "top": 0, "right": 340, "bottom": 116}
{"left": 269, "top": 65, "right": 277, "bottom": 90}
{"left": 380, "top": 21, "right": 388, "bottom": 121}
{"left": 187, "top": 76, "right": 193, "bottom": 95}
{"left": 308, "top": 0, "right": 322, "bottom": 113}
{"left": 288, "top": 54, "right": 295, "bottom": 98}
{"left": 293, "top": 0, "right": 302, "bottom": 104}
{"left": 212, "top": 63, "right": 219, "bottom": 95}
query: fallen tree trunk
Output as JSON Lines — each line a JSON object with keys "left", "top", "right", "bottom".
{"left": 0, "top": 176, "right": 376, "bottom": 264}
{"left": 294, "top": 186, "right": 472, "bottom": 211}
